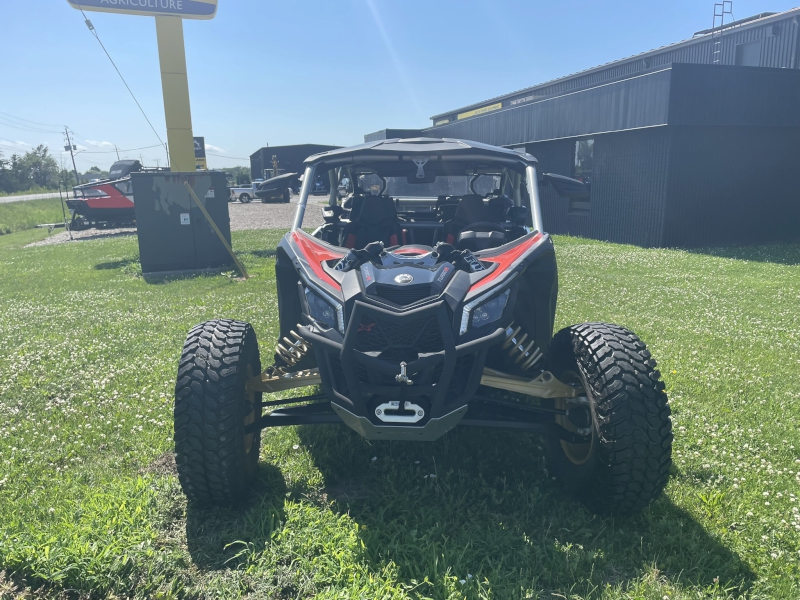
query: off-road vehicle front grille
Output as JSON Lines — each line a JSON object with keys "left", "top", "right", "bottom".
{"left": 355, "top": 313, "right": 443, "bottom": 353}
{"left": 370, "top": 284, "right": 435, "bottom": 306}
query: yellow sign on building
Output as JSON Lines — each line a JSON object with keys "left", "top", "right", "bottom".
{"left": 457, "top": 102, "right": 502, "bottom": 120}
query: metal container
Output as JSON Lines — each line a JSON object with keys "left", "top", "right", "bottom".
{"left": 131, "top": 171, "right": 232, "bottom": 274}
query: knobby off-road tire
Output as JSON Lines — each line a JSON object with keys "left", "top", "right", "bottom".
{"left": 546, "top": 322, "right": 672, "bottom": 515}
{"left": 174, "top": 319, "right": 262, "bottom": 506}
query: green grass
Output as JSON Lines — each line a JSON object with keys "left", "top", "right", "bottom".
{"left": 0, "top": 186, "right": 57, "bottom": 198}
{"left": 0, "top": 230, "right": 798, "bottom": 599}
{"left": 0, "top": 197, "right": 66, "bottom": 235}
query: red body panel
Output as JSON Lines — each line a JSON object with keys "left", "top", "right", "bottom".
{"left": 470, "top": 233, "right": 544, "bottom": 291}
{"left": 291, "top": 230, "right": 346, "bottom": 289}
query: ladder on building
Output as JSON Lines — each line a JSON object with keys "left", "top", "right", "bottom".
{"left": 711, "top": 1, "right": 734, "bottom": 64}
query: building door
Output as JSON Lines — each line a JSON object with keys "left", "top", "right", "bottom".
{"left": 735, "top": 40, "right": 762, "bottom": 66}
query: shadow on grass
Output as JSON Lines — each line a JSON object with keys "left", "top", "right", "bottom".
{"left": 296, "top": 423, "right": 756, "bottom": 597}
{"left": 184, "top": 463, "right": 287, "bottom": 570}
{"left": 682, "top": 242, "right": 800, "bottom": 266}
{"left": 239, "top": 249, "right": 277, "bottom": 260}
{"left": 95, "top": 256, "right": 140, "bottom": 270}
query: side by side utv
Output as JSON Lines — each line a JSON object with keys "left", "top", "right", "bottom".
{"left": 173, "top": 138, "right": 672, "bottom": 515}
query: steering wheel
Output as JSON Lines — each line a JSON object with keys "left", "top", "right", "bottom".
{"left": 461, "top": 221, "right": 506, "bottom": 235}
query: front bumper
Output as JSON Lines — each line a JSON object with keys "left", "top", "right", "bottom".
{"left": 301, "top": 299, "right": 505, "bottom": 441}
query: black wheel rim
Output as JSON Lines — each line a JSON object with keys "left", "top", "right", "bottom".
{"left": 555, "top": 369, "right": 596, "bottom": 466}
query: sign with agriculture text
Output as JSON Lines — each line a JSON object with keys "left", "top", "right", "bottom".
{"left": 67, "top": 0, "right": 217, "bottom": 20}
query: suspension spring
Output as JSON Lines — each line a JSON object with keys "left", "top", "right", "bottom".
{"left": 275, "top": 327, "right": 311, "bottom": 368}
{"left": 501, "top": 322, "right": 544, "bottom": 371}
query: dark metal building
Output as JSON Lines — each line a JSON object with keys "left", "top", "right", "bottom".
{"left": 250, "top": 144, "right": 340, "bottom": 181}
{"left": 363, "top": 129, "right": 427, "bottom": 143}
{"left": 370, "top": 9, "right": 800, "bottom": 247}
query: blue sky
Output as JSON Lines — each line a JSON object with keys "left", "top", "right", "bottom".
{"left": 2, "top": 0, "right": 797, "bottom": 171}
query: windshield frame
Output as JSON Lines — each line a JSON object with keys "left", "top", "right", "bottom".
{"left": 292, "top": 159, "right": 543, "bottom": 234}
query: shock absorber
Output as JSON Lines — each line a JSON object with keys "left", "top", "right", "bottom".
{"left": 275, "top": 328, "right": 311, "bottom": 368}
{"left": 502, "top": 322, "right": 544, "bottom": 372}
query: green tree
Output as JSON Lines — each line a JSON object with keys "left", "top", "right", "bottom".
{"left": 8, "top": 153, "right": 29, "bottom": 191}
{"left": 59, "top": 169, "right": 77, "bottom": 189}
{"left": 219, "top": 166, "right": 251, "bottom": 185}
{"left": 0, "top": 151, "right": 14, "bottom": 194}
{"left": 11, "top": 144, "right": 59, "bottom": 191}
{"left": 82, "top": 166, "right": 108, "bottom": 180}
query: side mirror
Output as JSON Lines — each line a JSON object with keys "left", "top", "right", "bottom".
{"left": 541, "top": 173, "right": 590, "bottom": 199}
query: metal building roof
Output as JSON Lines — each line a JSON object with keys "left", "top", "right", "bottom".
{"left": 430, "top": 7, "right": 800, "bottom": 121}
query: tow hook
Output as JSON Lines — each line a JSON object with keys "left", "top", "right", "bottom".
{"left": 375, "top": 400, "right": 425, "bottom": 424}
{"left": 395, "top": 361, "right": 414, "bottom": 385}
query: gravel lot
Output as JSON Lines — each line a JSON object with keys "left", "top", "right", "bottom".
{"left": 229, "top": 196, "right": 326, "bottom": 231}
{"left": 26, "top": 197, "right": 328, "bottom": 247}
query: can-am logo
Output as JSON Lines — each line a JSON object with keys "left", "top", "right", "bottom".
{"left": 394, "top": 273, "right": 414, "bottom": 284}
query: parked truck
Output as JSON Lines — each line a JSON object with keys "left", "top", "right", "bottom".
{"left": 229, "top": 181, "right": 265, "bottom": 203}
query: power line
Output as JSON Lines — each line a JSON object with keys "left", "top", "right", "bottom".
{"left": 0, "top": 110, "right": 62, "bottom": 129}
{"left": 77, "top": 7, "right": 168, "bottom": 161}
{"left": 80, "top": 143, "right": 164, "bottom": 154}
{"left": 0, "top": 118, "right": 62, "bottom": 135}
{"left": 207, "top": 152, "right": 251, "bottom": 161}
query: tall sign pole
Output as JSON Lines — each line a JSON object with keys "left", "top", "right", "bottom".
{"left": 67, "top": 0, "right": 218, "bottom": 172}
{"left": 155, "top": 16, "right": 195, "bottom": 171}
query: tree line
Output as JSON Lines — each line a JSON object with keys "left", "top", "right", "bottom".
{"left": 0, "top": 145, "right": 77, "bottom": 194}
{"left": 0, "top": 144, "right": 252, "bottom": 195}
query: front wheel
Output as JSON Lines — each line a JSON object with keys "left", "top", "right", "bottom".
{"left": 174, "top": 319, "right": 262, "bottom": 506}
{"left": 282, "top": 189, "right": 291, "bottom": 203}
{"left": 546, "top": 322, "right": 672, "bottom": 515}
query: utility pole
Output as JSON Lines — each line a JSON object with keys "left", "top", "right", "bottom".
{"left": 64, "top": 127, "right": 80, "bottom": 187}
{"left": 115, "top": 145, "right": 120, "bottom": 160}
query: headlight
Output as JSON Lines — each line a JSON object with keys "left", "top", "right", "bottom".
{"left": 460, "top": 289, "right": 510, "bottom": 335}
{"left": 304, "top": 287, "right": 345, "bottom": 333}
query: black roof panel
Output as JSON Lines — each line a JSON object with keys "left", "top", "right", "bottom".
{"left": 304, "top": 138, "right": 538, "bottom": 168}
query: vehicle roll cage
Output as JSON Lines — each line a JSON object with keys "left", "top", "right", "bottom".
{"left": 292, "top": 159, "right": 544, "bottom": 234}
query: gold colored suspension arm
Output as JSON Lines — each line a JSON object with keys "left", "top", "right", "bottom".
{"left": 246, "top": 368, "right": 322, "bottom": 393}
{"left": 480, "top": 367, "right": 582, "bottom": 399}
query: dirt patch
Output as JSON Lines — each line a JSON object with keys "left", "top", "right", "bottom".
{"left": 321, "top": 479, "right": 373, "bottom": 505}
{"left": 141, "top": 452, "right": 178, "bottom": 478}
{"left": 0, "top": 571, "right": 83, "bottom": 600}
